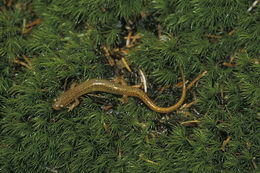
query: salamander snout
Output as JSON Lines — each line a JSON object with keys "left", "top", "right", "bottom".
{"left": 52, "top": 98, "right": 64, "bottom": 110}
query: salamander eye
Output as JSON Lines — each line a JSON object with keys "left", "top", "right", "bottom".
{"left": 52, "top": 103, "right": 61, "bottom": 110}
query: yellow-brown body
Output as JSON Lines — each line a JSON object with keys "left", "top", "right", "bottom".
{"left": 53, "top": 77, "right": 186, "bottom": 113}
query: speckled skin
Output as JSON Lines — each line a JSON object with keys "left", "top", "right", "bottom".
{"left": 53, "top": 77, "right": 186, "bottom": 113}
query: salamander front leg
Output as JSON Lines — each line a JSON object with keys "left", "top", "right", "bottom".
{"left": 68, "top": 98, "right": 80, "bottom": 111}
{"left": 68, "top": 82, "right": 80, "bottom": 111}
{"left": 119, "top": 84, "right": 142, "bottom": 104}
{"left": 112, "top": 77, "right": 130, "bottom": 104}
{"left": 70, "top": 82, "right": 77, "bottom": 89}
{"left": 112, "top": 76, "right": 127, "bottom": 85}
{"left": 112, "top": 76, "right": 144, "bottom": 104}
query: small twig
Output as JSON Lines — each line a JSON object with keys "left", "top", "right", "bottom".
{"left": 102, "top": 46, "right": 115, "bottom": 66}
{"left": 139, "top": 154, "right": 159, "bottom": 165}
{"left": 192, "top": 108, "right": 201, "bottom": 116}
{"left": 25, "top": 18, "right": 42, "bottom": 28}
{"left": 124, "top": 32, "right": 141, "bottom": 48}
{"left": 102, "top": 45, "right": 111, "bottom": 57}
{"left": 181, "top": 120, "right": 200, "bottom": 127}
{"left": 139, "top": 69, "right": 147, "bottom": 93}
{"left": 103, "top": 122, "right": 111, "bottom": 133}
{"left": 223, "top": 62, "right": 235, "bottom": 67}
{"left": 14, "top": 56, "right": 33, "bottom": 70}
{"left": 221, "top": 136, "right": 232, "bottom": 151}
{"left": 182, "top": 100, "right": 198, "bottom": 109}
{"left": 247, "top": 0, "right": 259, "bottom": 12}
{"left": 22, "top": 18, "right": 42, "bottom": 34}
{"left": 187, "top": 71, "right": 207, "bottom": 90}
{"left": 228, "top": 30, "right": 235, "bottom": 36}
{"left": 158, "top": 85, "right": 171, "bottom": 94}
{"left": 252, "top": 157, "right": 258, "bottom": 169}
{"left": 22, "top": 55, "right": 32, "bottom": 66}
{"left": 223, "top": 55, "right": 236, "bottom": 67}
{"left": 121, "top": 57, "right": 132, "bottom": 72}
{"left": 125, "top": 31, "right": 132, "bottom": 47}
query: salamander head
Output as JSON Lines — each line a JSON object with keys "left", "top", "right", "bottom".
{"left": 52, "top": 98, "right": 66, "bottom": 110}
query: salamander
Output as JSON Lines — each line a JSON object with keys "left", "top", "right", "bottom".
{"left": 53, "top": 73, "right": 186, "bottom": 113}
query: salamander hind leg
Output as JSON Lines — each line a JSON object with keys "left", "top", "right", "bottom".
{"left": 112, "top": 76, "right": 127, "bottom": 85}
{"left": 111, "top": 77, "right": 130, "bottom": 104}
{"left": 119, "top": 95, "right": 129, "bottom": 104}
{"left": 131, "top": 84, "right": 142, "bottom": 88}
{"left": 112, "top": 76, "right": 142, "bottom": 89}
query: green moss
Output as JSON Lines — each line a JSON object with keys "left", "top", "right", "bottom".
{"left": 0, "top": 0, "right": 259, "bottom": 172}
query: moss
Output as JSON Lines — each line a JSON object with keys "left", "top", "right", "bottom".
{"left": 0, "top": 0, "right": 259, "bottom": 172}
